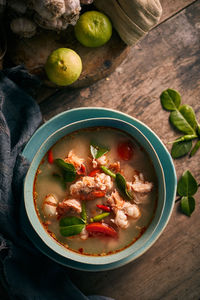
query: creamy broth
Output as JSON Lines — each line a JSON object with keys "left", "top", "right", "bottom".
{"left": 34, "top": 127, "right": 158, "bottom": 256}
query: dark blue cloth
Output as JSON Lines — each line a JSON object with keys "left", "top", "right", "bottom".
{"left": 0, "top": 66, "right": 113, "bottom": 300}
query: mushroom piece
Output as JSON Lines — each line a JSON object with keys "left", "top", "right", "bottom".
{"left": 10, "top": 18, "right": 37, "bottom": 38}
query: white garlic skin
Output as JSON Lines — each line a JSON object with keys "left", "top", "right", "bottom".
{"left": 10, "top": 18, "right": 37, "bottom": 38}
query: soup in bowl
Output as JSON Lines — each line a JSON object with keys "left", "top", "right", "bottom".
{"left": 24, "top": 118, "right": 165, "bottom": 266}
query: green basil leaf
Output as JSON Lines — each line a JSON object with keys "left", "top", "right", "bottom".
{"left": 90, "top": 142, "right": 109, "bottom": 159}
{"left": 55, "top": 159, "right": 76, "bottom": 182}
{"left": 170, "top": 110, "right": 196, "bottom": 135}
{"left": 180, "top": 196, "right": 195, "bottom": 217}
{"left": 179, "top": 105, "right": 197, "bottom": 130}
{"left": 60, "top": 224, "right": 85, "bottom": 237}
{"left": 160, "top": 89, "right": 181, "bottom": 111}
{"left": 190, "top": 139, "right": 200, "bottom": 157}
{"left": 115, "top": 173, "right": 132, "bottom": 200}
{"left": 171, "top": 140, "right": 192, "bottom": 158}
{"left": 60, "top": 216, "right": 85, "bottom": 227}
{"left": 81, "top": 202, "right": 87, "bottom": 223}
{"left": 177, "top": 170, "right": 198, "bottom": 197}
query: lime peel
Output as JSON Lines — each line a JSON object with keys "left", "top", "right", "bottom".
{"left": 45, "top": 48, "right": 82, "bottom": 86}
{"left": 74, "top": 11, "right": 112, "bottom": 48}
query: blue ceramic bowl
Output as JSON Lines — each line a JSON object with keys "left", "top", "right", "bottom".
{"left": 24, "top": 117, "right": 166, "bottom": 268}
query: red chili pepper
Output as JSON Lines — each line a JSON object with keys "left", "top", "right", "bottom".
{"left": 117, "top": 141, "right": 134, "bottom": 161}
{"left": 96, "top": 204, "right": 111, "bottom": 212}
{"left": 89, "top": 168, "right": 101, "bottom": 177}
{"left": 77, "top": 164, "right": 86, "bottom": 175}
{"left": 48, "top": 149, "right": 54, "bottom": 164}
{"left": 86, "top": 222, "right": 117, "bottom": 238}
{"left": 92, "top": 191, "right": 106, "bottom": 198}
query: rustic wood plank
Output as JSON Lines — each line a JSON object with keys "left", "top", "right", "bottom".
{"left": 5, "top": 0, "right": 196, "bottom": 92}
{"left": 39, "top": 2, "right": 200, "bottom": 299}
{"left": 0, "top": 1, "right": 200, "bottom": 299}
{"left": 159, "top": 0, "right": 196, "bottom": 23}
{"left": 35, "top": 0, "right": 197, "bottom": 102}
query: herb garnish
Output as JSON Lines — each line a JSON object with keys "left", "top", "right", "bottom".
{"left": 90, "top": 141, "right": 109, "bottom": 159}
{"left": 55, "top": 159, "right": 76, "bottom": 182}
{"left": 160, "top": 89, "right": 200, "bottom": 158}
{"left": 115, "top": 173, "right": 132, "bottom": 200}
{"left": 59, "top": 216, "right": 85, "bottom": 237}
{"left": 101, "top": 166, "right": 132, "bottom": 200}
{"left": 176, "top": 170, "right": 198, "bottom": 216}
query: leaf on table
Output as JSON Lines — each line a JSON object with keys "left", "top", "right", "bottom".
{"left": 180, "top": 196, "right": 195, "bottom": 217}
{"left": 179, "top": 105, "right": 197, "bottom": 130}
{"left": 171, "top": 140, "right": 192, "bottom": 159}
{"left": 177, "top": 170, "right": 198, "bottom": 197}
{"left": 190, "top": 140, "right": 200, "bottom": 157}
{"left": 160, "top": 88, "right": 181, "bottom": 111}
{"left": 169, "top": 110, "right": 196, "bottom": 135}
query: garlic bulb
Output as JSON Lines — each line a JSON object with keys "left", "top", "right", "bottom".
{"left": 10, "top": 18, "right": 37, "bottom": 38}
{"left": 7, "top": 0, "right": 85, "bottom": 36}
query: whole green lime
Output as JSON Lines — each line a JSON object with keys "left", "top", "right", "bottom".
{"left": 45, "top": 48, "right": 82, "bottom": 86}
{"left": 74, "top": 11, "right": 112, "bottom": 48}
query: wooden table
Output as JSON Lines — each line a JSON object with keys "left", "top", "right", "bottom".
{"left": 1, "top": 0, "right": 200, "bottom": 299}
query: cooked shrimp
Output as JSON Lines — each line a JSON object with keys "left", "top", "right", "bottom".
{"left": 92, "top": 154, "right": 108, "bottom": 168}
{"left": 57, "top": 199, "right": 82, "bottom": 216}
{"left": 109, "top": 161, "right": 121, "bottom": 173}
{"left": 114, "top": 210, "right": 129, "bottom": 229}
{"left": 123, "top": 202, "right": 141, "bottom": 219}
{"left": 70, "top": 173, "right": 113, "bottom": 200}
{"left": 65, "top": 150, "right": 86, "bottom": 174}
{"left": 107, "top": 189, "right": 124, "bottom": 210}
{"left": 42, "top": 194, "right": 58, "bottom": 218}
{"left": 107, "top": 190, "right": 141, "bottom": 229}
{"left": 127, "top": 173, "right": 153, "bottom": 193}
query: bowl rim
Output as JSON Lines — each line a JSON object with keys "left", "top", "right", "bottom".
{"left": 24, "top": 117, "right": 166, "bottom": 265}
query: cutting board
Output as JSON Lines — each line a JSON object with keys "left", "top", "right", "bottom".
{"left": 6, "top": 26, "right": 129, "bottom": 88}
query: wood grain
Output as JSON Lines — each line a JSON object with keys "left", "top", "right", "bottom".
{"left": 159, "top": 0, "right": 196, "bottom": 23}
{"left": 5, "top": 0, "right": 195, "bottom": 90}
{"left": 39, "top": 2, "right": 200, "bottom": 299}
{"left": 0, "top": 1, "right": 200, "bottom": 299}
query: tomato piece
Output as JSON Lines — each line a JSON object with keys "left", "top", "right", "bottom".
{"left": 117, "top": 141, "right": 134, "bottom": 160}
{"left": 48, "top": 149, "right": 54, "bottom": 164}
{"left": 89, "top": 168, "right": 101, "bottom": 177}
{"left": 86, "top": 222, "right": 118, "bottom": 238}
{"left": 96, "top": 204, "right": 111, "bottom": 212}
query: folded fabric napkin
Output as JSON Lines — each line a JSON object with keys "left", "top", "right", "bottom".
{"left": 0, "top": 66, "right": 114, "bottom": 300}
{"left": 94, "top": 0, "right": 162, "bottom": 45}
